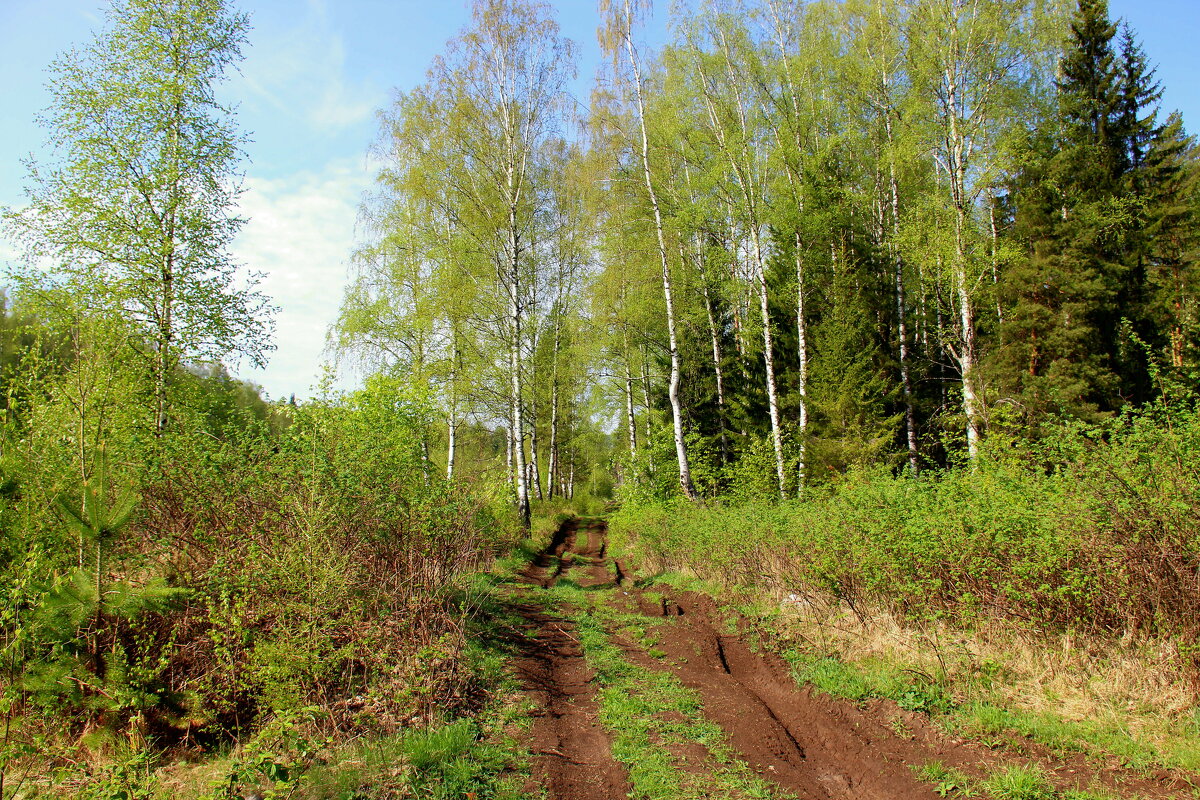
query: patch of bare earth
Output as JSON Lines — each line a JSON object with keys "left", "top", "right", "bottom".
{"left": 509, "top": 520, "right": 631, "bottom": 800}
{"left": 507, "top": 518, "right": 1193, "bottom": 798}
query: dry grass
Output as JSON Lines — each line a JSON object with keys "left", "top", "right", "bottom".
{"left": 762, "top": 583, "right": 1200, "bottom": 770}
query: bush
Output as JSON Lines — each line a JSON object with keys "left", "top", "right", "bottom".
{"left": 1, "top": 373, "right": 519, "bottom": 793}
{"left": 610, "top": 404, "right": 1200, "bottom": 648}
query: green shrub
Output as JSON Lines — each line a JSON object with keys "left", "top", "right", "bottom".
{"left": 611, "top": 405, "right": 1200, "bottom": 645}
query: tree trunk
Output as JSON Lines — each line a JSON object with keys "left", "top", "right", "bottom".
{"left": 507, "top": 192, "right": 530, "bottom": 526}
{"left": 700, "top": 278, "right": 729, "bottom": 464}
{"left": 547, "top": 392, "right": 559, "bottom": 500}
{"left": 624, "top": 331, "right": 638, "bottom": 457}
{"left": 446, "top": 343, "right": 458, "bottom": 481}
{"left": 794, "top": 231, "right": 810, "bottom": 486}
{"left": 989, "top": 193, "right": 1004, "bottom": 330}
{"left": 529, "top": 405, "right": 544, "bottom": 501}
{"left": 748, "top": 223, "right": 787, "bottom": 498}
{"left": 156, "top": 237, "right": 174, "bottom": 437}
{"left": 547, "top": 312, "right": 562, "bottom": 499}
{"left": 706, "top": 28, "right": 786, "bottom": 497}
{"left": 510, "top": 308, "right": 530, "bottom": 527}
{"left": 946, "top": 62, "right": 983, "bottom": 462}
{"left": 885, "top": 116, "right": 919, "bottom": 476}
{"left": 623, "top": 2, "right": 697, "bottom": 500}
{"left": 640, "top": 353, "right": 653, "bottom": 446}
{"left": 446, "top": 413, "right": 456, "bottom": 482}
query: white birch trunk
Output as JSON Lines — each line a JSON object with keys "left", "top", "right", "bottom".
{"left": 885, "top": 116, "right": 919, "bottom": 476}
{"left": 794, "top": 232, "right": 810, "bottom": 487}
{"left": 945, "top": 59, "right": 982, "bottom": 461}
{"left": 529, "top": 406, "right": 544, "bottom": 501}
{"left": 701, "top": 278, "right": 729, "bottom": 464}
{"left": 624, "top": 332, "right": 638, "bottom": 457}
{"left": 623, "top": 4, "right": 698, "bottom": 500}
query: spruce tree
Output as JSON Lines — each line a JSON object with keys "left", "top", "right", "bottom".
{"left": 999, "top": 0, "right": 1154, "bottom": 420}
{"left": 1114, "top": 23, "right": 1162, "bottom": 178}
{"left": 1141, "top": 113, "right": 1200, "bottom": 373}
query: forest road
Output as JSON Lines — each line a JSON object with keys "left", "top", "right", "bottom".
{"left": 507, "top": 518, "right": 1185, "bottom": 800}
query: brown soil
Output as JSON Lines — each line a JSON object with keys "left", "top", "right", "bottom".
{"left": 507, "top": 518, "right": 1192, "bottom": 799}
{"left": 510, "top": 519, "right": 631, "bottom": 800}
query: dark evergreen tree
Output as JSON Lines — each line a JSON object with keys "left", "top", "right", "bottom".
{"left": 1141, "top": 113, "right": 1200, "bottom": 373}
{"left": 997, "top": 0, "right": 1169, "bottom": 421}
{"left": 1114, "top": 23, "right": 1162, "bottom": 178}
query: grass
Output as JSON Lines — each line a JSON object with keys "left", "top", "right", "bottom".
{"left": 778, "top": 632, "right": 1200, "bottom": 775}
{"left": 298, "top": 717, "right": 528, "bottom": 800}
{"left": 982, "top": 765, "right": 1059, "bottom": 800}
{"left": 914, "top": 761, "right": 978, "bottom": 797}
{"left": 151, "top": 659, "right": 535, "bottom": 800}
{"left": 780, "top": 638, "right": 1199, "bottom": 775}
{"left": 913, "top": 760, "right": 1122, "bottom": 800}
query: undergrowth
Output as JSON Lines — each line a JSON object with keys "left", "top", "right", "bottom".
{"left": 611, "top": 406, "right": 1200, "bottom": 644}
{"left": 148, "top": 552, "right": 540, "bottom": 799}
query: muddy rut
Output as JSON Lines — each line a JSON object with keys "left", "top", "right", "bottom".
{"left": 510, "top": 520, "right": 630, "bottom": 800}
{"left": 508, "top": 519, "right": 1184, "bottom": 799}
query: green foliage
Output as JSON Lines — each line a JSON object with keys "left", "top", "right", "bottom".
{"left": 981, "top": 765, "right": 1057, "bottom": 800}
{"left": 613, "top": 402, "right": 1200, "bottom": 643}
{"left": 202, "top": 709, "right": 326, "bottom": 799}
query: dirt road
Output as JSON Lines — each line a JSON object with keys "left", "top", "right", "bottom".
{"left": 506, "top": 518, "right": 1187, "bottom": 799}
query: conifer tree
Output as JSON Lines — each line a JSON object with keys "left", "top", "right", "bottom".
{"left": 1141, "top": 113, "right": 1200, "bottom": 372}
{"left": 1000, "top": 0, "right": 1165, "bottom": 419}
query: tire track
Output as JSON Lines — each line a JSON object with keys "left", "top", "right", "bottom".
{"left": 510, "top": 519, "right": 631, "bottom": 800}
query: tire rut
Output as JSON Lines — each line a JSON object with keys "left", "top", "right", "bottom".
{"left": 572, "top": 519, "right": 1185, "bottom": 800}
{"left": 641, "top": 591, "right": 936, "bottom": 799}
{"left": 510, "top": 519, "right": 631, "bottom": 800}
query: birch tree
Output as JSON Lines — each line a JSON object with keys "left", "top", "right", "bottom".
{"left": 346, "top": 0, "right": 574, "bottom": 526}
{"left": 5, "top": 0, "right": 273, "bottom": 436}
{"left": 600, "top": 0, "right": 700, "bottom": 501}
{"left": 682, "top": 8, "right": 788, "bottom": 498}
{"left": 906, "top": 0, "right": 1044, "bottom": 460}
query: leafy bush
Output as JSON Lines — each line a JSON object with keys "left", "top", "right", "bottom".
{"left": 611, "top": 404, "right": 1200, "bottom": 648}
{"left": 1, "top": 372, "right": 519, "bottom": 794}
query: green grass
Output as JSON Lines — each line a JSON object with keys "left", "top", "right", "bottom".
{"left": 913, "top": 761, "right": 978, "bottom": 797}
{"left": 782, "top": 649, "right": 954, "bottom": 715}
{"left": 982, "top": 766, "right": 1058, "bottom": 800}
{"left": 775, "top": 641, "right": 1200, "bottom": 777}
{"left": 298, "top": 717, "right": 529, "bottom": 800}
{"left": 951, "top": 700, "right": 1200, "bottom": 774}
{"left": 912, "top": 761, "right": 1121, "bottom": 800}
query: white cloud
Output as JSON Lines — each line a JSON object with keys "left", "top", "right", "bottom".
{"left": 0, "top": 234, "right": 21, "bottom": 265}
{"left": 231, "top": 158, "right": 369, "bottom": 400}
{"left": 234, "top": 6, "right": 379, "bottom": 134}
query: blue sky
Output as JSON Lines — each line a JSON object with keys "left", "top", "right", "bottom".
{"left": 0, "top": 0, "right": 1196, "bottom": 400}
